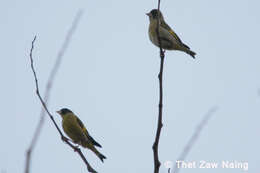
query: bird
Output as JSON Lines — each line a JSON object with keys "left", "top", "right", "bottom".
{"left": 56, "top": 108, "right": 106, "bottom": 162}
{"left": 146, "top": 9, "right": 196, "bottom": 58}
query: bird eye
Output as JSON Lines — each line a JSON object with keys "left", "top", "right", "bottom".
{"left": 151, "top": 9, "right": 158, "bottom": 18}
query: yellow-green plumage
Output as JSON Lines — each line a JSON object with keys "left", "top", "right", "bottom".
{"left": 147, "top": 9, "right": 196, "bottom": 59}
{"left": 57, "top": 108, "right": 106, "bottom": 162}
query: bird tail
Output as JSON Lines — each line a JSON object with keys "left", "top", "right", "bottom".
{"left": 185, "top": 49, "right": 196, "bottom": 59}
{"left": 97, "top": 152, "right": 106, "bottom": 162}
{"left": 91, "top": 147, "right": 107, "bottom": 162}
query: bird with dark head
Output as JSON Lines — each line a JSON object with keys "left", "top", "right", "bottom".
{"left": 146, "top": 9, "right": 196, "bottom": 58}
{"left": 58, "top": 108, "right": 72, "bottom": 116}
{"left": 147, "top": 9, "right": 163, "bottom": 20}
{"left": 57, "top": 108, "right": 106, "bottom": 162}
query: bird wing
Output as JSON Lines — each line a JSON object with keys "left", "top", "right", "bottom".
{"left": 75, "top": 116, "right": 88, "bottom": 133}
{"left": 161, "top": 21, "right": 190, "bottom": 49}
{"left": 87, "top": 135, "right": 102, "bottom": 148}
{"left": 75, "top": 116, "right": 102, "bottom": 148}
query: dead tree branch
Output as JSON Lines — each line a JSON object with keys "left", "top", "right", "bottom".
{"left": 25, "top": 10, "right": 83, "bottom": 173}
{"left": 28, "top": 36, "right": 97, "bottom": 173}
{"left": 172, "top": 107, "right": 218, "bottom": 173}
{"left": 152, "top": 1, "right": 165, "bottom": 173}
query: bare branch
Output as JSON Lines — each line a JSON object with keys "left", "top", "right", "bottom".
{"left": 156, "top": 0, "right": 164, "bottom": 58}
{"left": 172, "top": 107, "right": 218, "bottom": 173}
{"left": 25, "top": 10, "right": 83, "bottom": 173}
{"left": 28, "top": 9, "right": 83, "bottom": 151}
{"left": 152, "top": 1, "right": 165, "bottom": 173}
{"left": 28, "top": 36, "right": 98, "bottom": 173}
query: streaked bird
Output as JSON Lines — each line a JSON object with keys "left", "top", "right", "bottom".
{"left": 146, "top": 9, "right": 196, "bottom": 58}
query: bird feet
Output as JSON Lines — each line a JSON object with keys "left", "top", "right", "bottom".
{"left": 61, "top": 136, "right": 69, "bottom": 142}
{"left": 160, "top": 49, "right": 165, "bottom": 57}
{"left": 73, "top": 145, "right": 80, "bottom": 152}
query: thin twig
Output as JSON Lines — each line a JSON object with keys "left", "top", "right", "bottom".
{"left": 156, "top": 0, "right": 164, "bottom": 59}
{"left": 29, "top": 36, "right": 98, "bottom": 173}
{"left": 172, "top": 107, "right": 218, "bottom": 173}
{"left": 152, "top": 1, "right": 165, "bottom": 173}
{"left": 25, "top": 10, "right": 83, "bottom": 173}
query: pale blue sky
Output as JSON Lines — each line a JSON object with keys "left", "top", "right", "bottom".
{"left": 2, "top": 0, "right": 260, "bottom": 173}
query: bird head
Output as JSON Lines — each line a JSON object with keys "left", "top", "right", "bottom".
{"left": 56, "top": 108, "right": 73, "bottom": 117}
{"left": 146, "top": 9, "right": 164, "bottom": 22}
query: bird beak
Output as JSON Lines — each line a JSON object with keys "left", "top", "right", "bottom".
{"left": 146, "top": 12, "right": 151, "bottom": 17}
{"left": 56, "top": 110, "right": 61, "bottom": 114}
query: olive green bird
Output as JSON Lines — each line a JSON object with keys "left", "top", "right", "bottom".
{"left": 146, "top": 9, "right": 196, "bottom": 58}
{"left": 57, "top": 108, "right": 106, "bottom": 162}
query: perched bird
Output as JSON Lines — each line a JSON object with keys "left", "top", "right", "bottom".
{"left": 56, "top": 108, "right": 106, "bottom": 162}
{"left": 146, "top": 9, "right": 196, "bottom": 58}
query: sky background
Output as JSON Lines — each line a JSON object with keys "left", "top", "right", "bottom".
{"left": 2, "top": 0, "right": 259, "bottom": 173}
